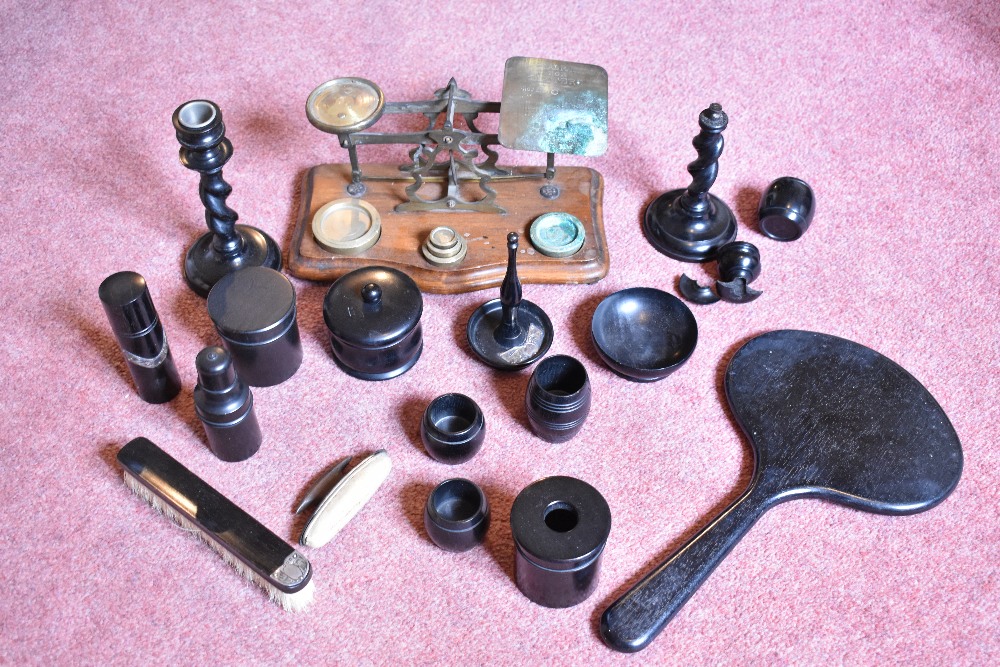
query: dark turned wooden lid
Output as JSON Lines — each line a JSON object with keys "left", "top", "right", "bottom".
{"left": 323, "top": 266, "right": 422, "bottom": 348}
{"left": 510, "top": 475, "right": 611, "bottom": 569}
{"left": 207, "top": 267, "right": 297, "bottom": 345}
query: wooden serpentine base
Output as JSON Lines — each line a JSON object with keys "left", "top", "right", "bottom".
{"left": 288, "top": 163, "right": 608, "bottom": 293}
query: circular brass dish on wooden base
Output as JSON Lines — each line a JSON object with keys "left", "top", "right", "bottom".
{"left": 311, "top": 198, "right": 381, "bottom": 255}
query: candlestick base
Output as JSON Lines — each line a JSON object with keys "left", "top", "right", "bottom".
{"left": 642, "top": 189, "right": 736, "bottom": 263}
{"left": 184, "top": 225, "right": 282, "bottom": 297}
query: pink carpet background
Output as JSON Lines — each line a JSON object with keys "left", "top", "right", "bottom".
{"left": 2, "top": 1, "right": 997, "bottom": 664}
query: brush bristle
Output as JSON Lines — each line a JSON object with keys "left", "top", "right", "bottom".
{"left": 123, "top": 470, "right": 315, "bottom": 611}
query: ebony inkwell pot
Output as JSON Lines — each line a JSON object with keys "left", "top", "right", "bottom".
{"left": 323, "top": 266, "right": 423, "bottom": 380}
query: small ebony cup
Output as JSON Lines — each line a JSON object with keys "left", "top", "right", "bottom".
{"left": 525, "top": 355, "right": 592, "bottom": 443}
{"left": 420, "top": 394, "right": 486, "bottom": 464}
{"left": 757, "top": 176, "right": 815, "bottom": 241}
{"left": 424, "top": 478, "right": 491, "bottom": 552}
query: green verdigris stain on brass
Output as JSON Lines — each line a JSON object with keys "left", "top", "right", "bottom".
{"left": 530, "top": 90, "right": 608, "bottom": 157}
{"left": 530, "top": 212, "right": 586, "bottom": 258}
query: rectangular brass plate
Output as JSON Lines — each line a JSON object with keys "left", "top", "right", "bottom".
{"left": 498, "top": 57, "right": 608, "bottom": 157}
{"left": 287, "top": 164, "right": 608, "bottom": 294}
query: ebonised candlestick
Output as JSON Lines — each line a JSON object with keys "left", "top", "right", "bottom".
{"left": 643, "top": 103, "right": 737, "bottom": 263}
{"left": 172, "top": 99, "right": 282, "bottom": 297}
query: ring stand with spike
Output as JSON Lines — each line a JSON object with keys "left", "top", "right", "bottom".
{"left": 466, "top": 233, "right": 553, "bottom": 371}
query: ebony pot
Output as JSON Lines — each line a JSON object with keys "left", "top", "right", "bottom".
{"left": 525, "top": 355, "right": 591, "bottom": 443}
{"left": 323, "top": 266, "right": 423, "bottom": 381}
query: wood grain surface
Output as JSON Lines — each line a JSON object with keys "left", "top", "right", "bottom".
{"left": 288, "top": 164, "right": 608, "bottom": 292}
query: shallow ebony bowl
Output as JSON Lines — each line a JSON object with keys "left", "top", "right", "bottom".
{"left": 424, "top": 478, "right": 491, "bottom": 552}
{"left": 591, "top": 287, "right": 698, "bottom": 382}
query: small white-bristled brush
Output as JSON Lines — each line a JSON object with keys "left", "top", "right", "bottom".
{"left": 117, "top": 437, "right": 314, "bottom": 611}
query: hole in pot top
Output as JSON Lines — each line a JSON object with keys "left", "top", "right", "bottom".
{"left": 544, "top": 501, "right": 579, "bottom": 533}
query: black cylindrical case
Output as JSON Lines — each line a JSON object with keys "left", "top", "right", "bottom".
{"left": 98, "top": 271, "right": 182, "bottom": 403}
{"left": 510, "top": 476, "right": 611, "bottom": 608}
{"left": 206, "top": 266, "right": 303, "bottom": 387}
{"left": 194, "top": 346, "right": 261, "bottom": 462}
{"left": 525, "top": 355, "right": 592, "bottom": 443}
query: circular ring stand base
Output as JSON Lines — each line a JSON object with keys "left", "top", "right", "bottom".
{"left": 467, "top": 298, "right": 553, "bottom": 371}
{"left": 184, "top": 225, "right": 282, "bottom": 298}
{"left": 642, "top": 189, "right": 737, "bottom": 263}
{"left": 312, "top": 198, "right": 382, "bottom": 255}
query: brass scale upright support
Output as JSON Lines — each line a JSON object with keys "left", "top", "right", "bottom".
{"left": 308, "top": 76, "right": 570, "bottom": 215}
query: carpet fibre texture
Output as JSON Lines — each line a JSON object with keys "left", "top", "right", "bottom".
{"left": 1, "top": 1, "right": 998, "bottom": 664}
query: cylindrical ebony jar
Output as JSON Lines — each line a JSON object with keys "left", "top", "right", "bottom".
{"left": 525, "top": 355, "right": 592, "bottom": 443}
{"left": 99, "top": 271, "right": 182, "bottom": 403}
{"left": 510, "top": 476, "right": 612, "bottom": 608}
{"left": 322, "top": 266, "right": 423, "bottom": 381}
{"left": 206, "top": 266, "right": 303, "bottom": 387}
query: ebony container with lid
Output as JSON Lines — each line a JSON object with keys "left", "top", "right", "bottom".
{"left": 322, "top": 266, "right": 423, "bottom": 381}
{"left": 99, "top": 271, "right": 182, "bottom": 403}
{"left": 206, "top": 266, "right": 303, "bottom": 387}
{"left": 511, "top": 475, "right": 612, "bottom": 608}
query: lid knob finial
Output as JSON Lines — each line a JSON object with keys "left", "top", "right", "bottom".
{"left": 362, "top": 282, "right": 382, "bottom": 305}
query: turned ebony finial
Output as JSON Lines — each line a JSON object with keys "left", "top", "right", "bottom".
{"left": 172, "top": 99, "right": 282, "bottom": 297}
{"left": 643, "top": 103, "right": 737, "bottom": 263}
{"left": 466, "top": 232, "right": 553, "bottom": 371}
{"left": 495, "top": 233, "right": 524, "bottom": 344}
{"left": 679, "top": 241, "right": 762, "bottom": 304}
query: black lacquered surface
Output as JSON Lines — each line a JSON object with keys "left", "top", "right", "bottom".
{"left": 117, "top": 437, "right": 310, "bottom": 594}
{"left": 324, "top": 266, "right": 423, "bottom": 380}
{"left": 421, "top": 394, "right": 486, "bottom": 464}
{"left": 207, "top": 267, "right": 297, "bottom": 344}
{"left": 600, "top": 330, "right": 963, "bottom": 653}
{"left": 98, "top": 271, "right": 181, "bottom": 403}
{"left": 511, "top": 476, "right": 611, "bottom": 608}
{"left": 758, "top": 176, "right": 815, "bottom": 241}
{"left": 207, "top": 267, "right": 302, "bottom": 387}
{"left": 323, "top": 267, "right": 422, "bottom": 347}
{"left": 424, "top": 478, "right": 490, "bottom": 552}
{"left": 591, "top": 288, "right": 697, "bottom": 381}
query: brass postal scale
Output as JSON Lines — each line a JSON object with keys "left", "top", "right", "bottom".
{"left": 289, "top": 56, "right": 609, "bottom": 293}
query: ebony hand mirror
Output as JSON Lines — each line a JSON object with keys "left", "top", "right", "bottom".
{"left": 600, "top": 330, "right": 963, "bottom": 653}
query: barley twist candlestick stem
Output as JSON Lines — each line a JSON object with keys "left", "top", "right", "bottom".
{"left": 173, "top": 99, "right": 282, "bottom": 297}
{"left": 642, "top": 103, "right": 737, "bottom": 263}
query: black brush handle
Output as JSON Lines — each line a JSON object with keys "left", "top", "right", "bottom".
{"left": 117, "top": 437, "right": 311, "bottom": 594}
{"left": 600, "top": 481, "right": 772, "bottom": 652}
